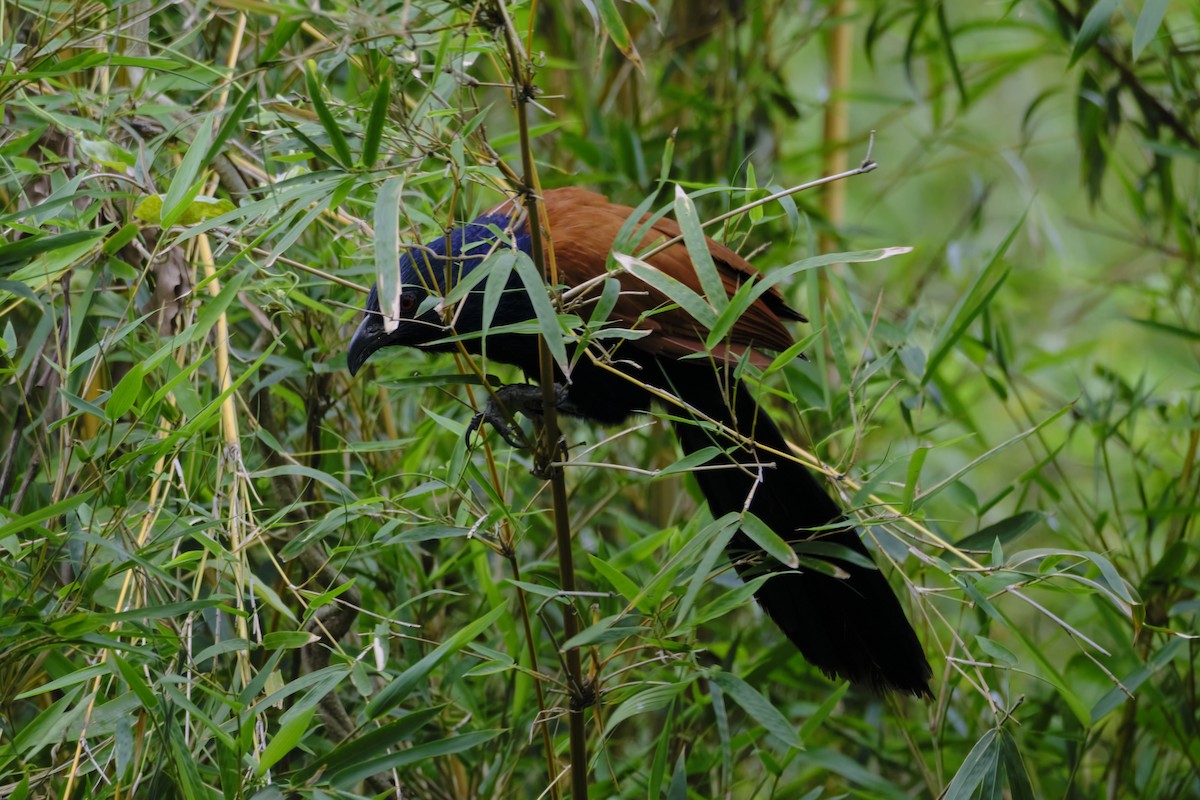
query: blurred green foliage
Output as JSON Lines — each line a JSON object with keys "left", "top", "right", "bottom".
{"left": 0, "top": 1, "right": 1195, "bottom": 798}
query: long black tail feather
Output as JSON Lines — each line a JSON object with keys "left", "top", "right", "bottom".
{"left": 655, "top": 360, "right": 933, "bottom": 697}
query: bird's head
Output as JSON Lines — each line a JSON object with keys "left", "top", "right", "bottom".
{"left": 346, "top": 276, "right": 446, "bottom": 376}
{"left": 347, "top": 209, "right": 530, "bottom": 376}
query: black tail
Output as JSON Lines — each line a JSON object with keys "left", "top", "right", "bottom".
{"left": 656, "top": 360, "right": 932, "bottom": 697}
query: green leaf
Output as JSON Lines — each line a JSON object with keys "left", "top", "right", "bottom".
{"left": 790, "top": 539, "right": 876, "bottom": 571}
{"left": 179, "top": 196, "right": 235, "bottom": 224}
{"left": 1132, "top": 0, "right": 1169, "bottom": 61}
{"left": 479, "top": 250, "right": 518, "bottom": 339}
{"left": 14, "top": 664, "right": 106, "bottom": 699}
{"left": 374, "top": 175, "right": 405, "bottom": 330}
{"left": 798, "top": 681, "right": 849, "bottom": 741}
{"left": 901, "top": 445, "right": 930, "bottom": 512}
{"left": 105, "top": 362, "right": 144, "bottom": 420}
{"left": 587, "top": 554, "right": 643, "bottom": 610}
{"left": 0, "top": 230, "right": 106, "bottom": 267}
{"left": 713, "top": 248, "right": 911, "bottom": 350}
{"left": 252, "top": 465, "right": 353, "bottom": 501}
{"left": 202, "top": 84, "right": 257, "bottom": 168}
{"left": 361, "top": 73, "right": 391, "bottom": 167}
{"left": 746, "top": 163, "right": 761, "bottom": 222}
{"left": 674, "top": 184, "right": 726, "bottom": 313}
{"left": 260, "top": 17, "right": 304, "bottom": 62}
{"left": 614, "top": 251, "right": 717, "bottom": 329}
{"left": 161, "top": 113, "right": 215, "bottom": 229}
{"left": 595, "top": 0, "right": 643, "bottom": 69}
{"left": 674, "top": 513, "right": 741, "bottom": 628}
{"left": 1069, "top": 0, "right": 1119, "bottom": 67}
{"left": 647, "top": 702, "right": 674, "bottom": 799}
{"left": 635, "top": 513, "right": 741, "bottom": 612}
{"left": 299, "top": 707, "right": 443, "bottom": 781}
{"left": 78, "top": 136, "right": 135, "bottom": 170}
{"left": 305, "top": 58, "right": 352, "bottom": 167}
{"left": 999, "top": 729, "right": 1036, "bottom": 800}
{"left": 740, "top": 512, "right": 799, "bottom": 569}
{"left": 256, "top": 705, "right": 315, "bottom": 776}
{"left": 603, "top": 682, "right": 689, "bottom": 737}
{"left": 1089, "top": 638, "right": 1185, "bottom": 722}
{"left": 691, "top": 575, "right": 771, "bottom": 627}
{"left": 167, "top": 713, "right": 205, "bottom": 800}
{"left": 975, "top": 635, "right": 1019, "bottom": 667}
{"left": 709, "top": 670, "right": 802, "bottom": 750}
{"left": 653, "top": 446, "right": 722, "bottom": 478}
{"left": 559, "top": 614, "right": 642, "bottom": 650}
{"left": 668, "top": 751, "right": 687, "bottom": 800}
{"left": 110, "top": 653, "right": 159, "bottom": 711}
{"left": 367, "top": 603, "right": 506, "bottom": 718}
{"left": 0, "top": 490, "right": 96, "bottom": 541}
{"left": 944, "top": 728, "right": 1000, "bottom": 800}
{"left": 12, "top": 687, "right": 87, "bottom": 758}
{"left": 1127, "top": 316, "right": 1200, "bottom": 342}
{"left": 330, "top": 729, "right": 503, "bottom": 789}
{"left": 385, "top": 525, "right": 474, "bottom": 544}
{"left": 513, "top": 251, "right": 569, "bottom": 373}
{"left": 261, "top": 630, "right": 319, "bottom": 650}
{"left": 956, "top": 511, "right": 1043, "bottom": 553}
{"left": 936, "top": 2, "right": 968, "bottom": 106}
{"left": 923, "top": 213, "right": 1021, "bottom": 385}
{"left": 915, "top": 405, "right": 1071, "bottom": 510}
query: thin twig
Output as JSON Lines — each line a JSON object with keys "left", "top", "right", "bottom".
{"left": 639, "top": 133, "right": 878, "bottom": 262}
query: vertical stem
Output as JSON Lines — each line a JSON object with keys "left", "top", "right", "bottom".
{"left": 820, "top": 0, "right": 854, "bottom": 262}
{"left": 495, "top": 3, "right": 589, "bottom": 798}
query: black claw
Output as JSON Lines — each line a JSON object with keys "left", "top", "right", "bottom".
{"left": 464, "top": 383, "right": 570, "bottom": 449}
{"left": 465, "top": 406, "right": 526, "bottom": 448}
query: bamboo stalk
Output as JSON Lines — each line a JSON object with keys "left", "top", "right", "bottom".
{"left": 495, "top": 3, "right": 588, "bottom": 798}
{"left": 820, "top": 0, "right": 854, "bottom": 267}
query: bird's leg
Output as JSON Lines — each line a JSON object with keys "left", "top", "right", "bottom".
{"left": 466, "top": 382, "right": 573, "bottom": 449}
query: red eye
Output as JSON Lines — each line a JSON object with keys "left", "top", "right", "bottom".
{"left": 400, "top": 293, "right": 416, "bottom": 314}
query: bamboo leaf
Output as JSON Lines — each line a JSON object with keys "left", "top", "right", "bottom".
{"left": 105, "top": 362, "right": 144, "bottom": 420}
{"left": 740, "top": 512, "right": 799, "bottom": 569}
{"left": 375, "top": 175, "right": 405, "bottom": 332}
{"left": 614, "top": 251, "right": 717, "bottom": 329}
{"left": 595, "top": 0, "right": 643, "bottom": 69}
{"left": 161, "top": 113, "right": 215, "bottom": 229}
{"left": 367, "top": 603, "right": 506, "bottom": 718}
{"left": 944, "top": 729, "right": 1000, "bottom": 800}
{"left": 603, "top": 683, "right": 689, "bottom": 737}
{"left": 674, "top": 185, "right": 726, "bottom": 314}
{"left": 1127, "top": 316, "right": 1200, "bottom": 342}
{"left": 902, "top": 445, "right": 930, "bottom": 512}
{"left": 956, "top": 511, "right": 1043, "bottom": 552}
{"left": 514, "top": 251, "right": 569, "bottom": 373}
{"left": 1069, "top": 0, "right": 1119, "bottom": 66}
{"left": 1132, "top": 0, "right": 1168, "bottom": 61}
{"left": 936, "top": 2, "right": 969, "bottom": 106}
{"left": 305, "top": 58, "right": 353, "bottom": 167}
{"left": 361, "top": 73, "right": 391, "bottom": 167}
{"left": 330, "top": 730, "right": 503, "bottom": 789}
{"left": 256, "top": 706, "right": 315, "bottom": 776}
{"left": 709, "top": 670, "right": 802, "bottom": 750}
{"left": 587, "top": 553, "right": 644, "bottom": 611}
{"left": 202, "top": 84, "right": 256, "bottom": 168}
{"left": 923, "top": 214, "right": 1022, "bottom": 385}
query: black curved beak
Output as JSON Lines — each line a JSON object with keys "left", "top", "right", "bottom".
{"left": 347, "top": 314, "right": 385, "bottom": 376}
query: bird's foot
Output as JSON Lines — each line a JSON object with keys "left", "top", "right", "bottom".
{"left": 465, "top": 383, "right": 570, "bottom": 449}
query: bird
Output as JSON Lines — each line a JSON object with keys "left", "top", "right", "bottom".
{"left": 348, "top": 187, "right": 932, "bottom": 697}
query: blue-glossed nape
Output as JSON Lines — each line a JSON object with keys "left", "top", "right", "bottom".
{"left": 398, "top": 210, "right": 533, "bottom": 293}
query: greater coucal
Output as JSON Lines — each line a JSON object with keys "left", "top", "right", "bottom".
{"left": 348, "top": 187, "right": 932, "bottom": 696}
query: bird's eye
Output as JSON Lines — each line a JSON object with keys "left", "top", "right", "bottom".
{"left": 399, "top": 293, "right": 416, "bottom": 314}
